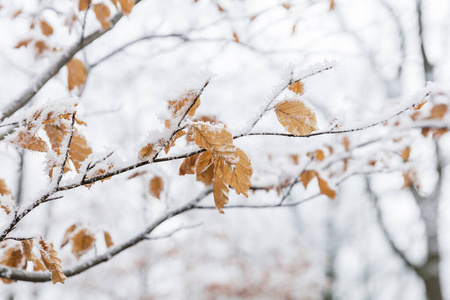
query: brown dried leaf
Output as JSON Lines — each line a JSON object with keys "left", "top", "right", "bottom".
{"left": 164, "top": 130, "right": 186, "bottom": 154}
{"left": 195, "top": 151, "right": 215, "bottom": 185}
{"left": 79, "top": 0, "right": 91, "bottom": 11}
{"left": 104, "top": 231, "right": 114, "bottom": 248}
{"left": 213, "top": 158, "right": 231, "bottom": 213}
{"left": 282, "top": 3, "right": 291, "bottom": 10}
{"left": 44, "top": 123, "right": 68, "bottom": 155}
{"left": 290, "top": 154, "right": 299, "bottom": 165}
{"left": 67, "top": 58, "right": 87, "bottom": 91}
{"left": 21, "top": 240, "right": 34, "bottom": 261}
{"left": 70, "top": 228, "right": 96, "bottom": 259}
{"left": 414, "top": 100, "right": 427, "bottom": 110}
{"left": 33, "top": 258, "right": 46, "bottom": 271}
{"left": 429, "top": 104, "right": 448, "bottom": 120}
{"left": 167, "top": 91, "right": 200, "bottom": 123}
{"left": 11, "top": 130, "right": 48, "bottom": 152}
{"left": 0, "top": 179, "right": 11, "bottom": 196}
{"left": 401, "top": 147, "right": 410, "bottom": 162}
{"left": 127, "top": 171, "right": 147, "bottom": 179}
{"left": 14, "top": 38, "right": 33, "bottom": 49}
{"left": 40, "top": 20, "right": 53, "bottom": 36}
{"left": 318, "top": 177, "right": 336, "bottom": 199}
{"left": 12, "top": 10, "right": 22, "bottom": 18}
{"left": 0, "top": 243, "right": 26, "bottom": 283}
{"left": 217, "top": 4, "right": 225, "bottom": 12}
{"left": 315, "top": 149, "right": 325, "bottom": 161}
{"left": 139, "top": 138, "right": 165, "bottom": 161}
{"left": 187, "top": 123, "right": 234, "bottom": 152}
{"left": 179, "top": 153, "right": 200, "bottom": 175}
{"left": 93, "top": 3, "right": 111, "bottom": 30}
{"left": 329, "top": 0, "right": 335, "bottom": 10}
{"left": 233, "top": 32, "right": 240, "bottom": 43}
{"left": 69, "top": 130, "right": 92, "bottom": 172}
{"left": 275, "top": 100, "right": 318, "bottom": 136}
{"left": 118, "top": 0, "right": 134, "bottom": 15}
{"left": 34, "top": 40, "right": 49, "bottom": 55}
{"left": 300, "top": 170, "right": 317, "bottom": 188}
{"left": 288, "top": 81, "right": 304, "bottom": 95}
{"left": 342, "top": 136, "right": 350, "bottom": 151}
{"left": 37, "top": 236, "right": 66, "bottom": 284}
{"left": 149, "top": 176, "right": 164, "bottom": 199}
{"left": 229, "top": 148, "right": 252, "bottom": 197}
{"left": 61, "top": 224, "right": 77, "bottom": 248}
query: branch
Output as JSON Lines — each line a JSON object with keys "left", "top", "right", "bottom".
{"left": 0, "top": 188, "right": 212, "bottom": 282}
{"left": 365, "top": 177, "right": 421, "bottom": 276}
{"left": 0, "top": 0, "right": 145, "bottom": 124}
{"left": 144, "top": 222, "right": 203, "bottom": 240}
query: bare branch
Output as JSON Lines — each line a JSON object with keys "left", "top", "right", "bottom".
{"left": 144, "top": 222, "right": 203, "bottom": 240}
{"left": 0, "top": 188, "right": 212, "bottom": 282}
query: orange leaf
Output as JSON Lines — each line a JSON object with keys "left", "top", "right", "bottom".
{"left": 139, "top": 138, "right": 165, "bottom": 161}
{"left": 68, "top": 130, "right": 92, "bottom": 172}
{"left": 288, "top": 81, "right": 304, "bottom": 95}
{"left": 12, "top": 10, "right": 22, "bottom": 18}
{"left": 329, "top": 0, "right": 335, "bottom": 10}
{"left": 164, "top": 130, "right": 186, "bottom": 154}
{"left": 118, "top": 0, "right": 134, "bottom": 15}
{"left": 14, "top": 38, "right": 33, "bottom": 49}
{"left": 290, "top": 154, "right": 299, "bottom": 165}
{"left": 429, "top": 104, "right": 448, "bottom": 120}
{"left": 300, "top": 170, "right": 317, "bottom": 188}
{"left": 233, "top": 32, "right": 240, "bottom": 43}
{"left": 93, "top": 3, "right": 111, "bottom": 30}
{"left": 315, "top": 149, "right": 325, "bottom": 161}
{"left": 79, "top": 0, "right": 91, "bottom": 11}
{"left": 318, "top": 177, "right": 336, "bottom": 199}
{"left": 414, "top": 100, "right": 427, "bottom": 110}
{"left": 401, "top": 147, "right": 410, "bottom": 162}
{"left": 0, "top": 179, "right": 11, "bottom": 196}
{"left": 167, "top": 90, "right": 200, "bottom": 126}
{"left": 195, "top": 151, "right": 215, "bottom": 185}
{"left": 70, "top": 228, "right": 96, "bottom": 259}
{"left": 40, "top": 20, "right": 53, "bottom": 36}
{"left": 179, "top": 153, "right": 200, "bottom": 175}
{"left": 187, "top": 123, "right": 234, "bottom": 153}
{"left": 34, "top": 40, "right": 49, "bottom": 55}
{"left": 229, "top": 148, "right": 252, "bottom": 197}
{"left": 21, "top": 240, "right": 34, "bottom": 261}
{"left": 0, "top": 243, "right": 26, "bottom": 283}
{"left": 67, "top": 58, "right": 87, "bottom": 91}
{"left": 149, "top": 176, "right": 164, "bottom": 199}
{"left": 37, "top": 236, "right": 66, "bottom": 284}
{"left": 11, "top": 130, "right": 48, "bottom": 152}
{"left": 103, "top": 231, "right": 114, "bottom": 248}
{"left": 213, "top": 158, "right": 231, "bottom": 213}
{"left": 342, "top": 136, "right": 350, "bottom": 151}
{"left": 61, "top": 224, "right": 77, "bottom": 248}
{"left": 275, "top": 100, "right": 318, "bottom": 136}
{"left": 282, "top": 3, "right": 291, "bottom": 10}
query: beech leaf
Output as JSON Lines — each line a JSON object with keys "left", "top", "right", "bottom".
{"left": 288, "top": 81, "right": 304, "bottom": 95}
{"left": 229, "top": 148, "right": 252, "bottom": 197}
{"left": 67, "top": 58, "right": 87, "bottom": 91}
{"left": 104, "top": 231, "right": 114, "bottom": 248}
{"left": 275, "top": 100, "right": 318, "bottom": 136}
{"left": 37, "top": 236, "right": 66, "bottom": 284}
{"left": 93, "top": 3, "right": 111, "bottom": 30}
{"left": 118, "top": 0, "right": 134, "bottom": 15}
{"left": 149, "top": 176, "right": 164, "bottom": 199}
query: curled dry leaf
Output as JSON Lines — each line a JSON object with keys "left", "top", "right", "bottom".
{"left": 187, "top": 123, "right": 234, "bottom": 153}
{"left": 213, "top": 158, "right": 232, "bottom": 213}
{"left": 67, "top": 58, "right": 87, "bottom": 91}
{"left": 0, "top": 243, "right": 26, "bottom": 283}
{"left": 401, "top": 147, "right": 411, "bottom": 162}
{"left": 288, "top": 81, "right": 304, "bottom": 95}
{"left": 40, "top": 20, "right": 53, "bottom": 36}
{"left": 229, "top": 148, "right": 252, "bottom": 197}
{"left": 70, "top": 228, "right": 96, "bottom": 259}
{"left": 37, "top": 236, "right": 66, "bottom": 284}
{"left": 119, "top": 0, "right": 134, "bottom": 15}
{"left": 179, "top": 153, "right": 200, "bottom": 176}
{"left": 164, "top": 130, "right": 186, "bottom": 154}
{"left": 429, "top": 104, "right": 448, "bottom": 120}
{"left": 34, "top": 40, "right": 49, "bottom": 56}
{"left": 93, "top": 3, "right": 111, "bottom": 30}
{"left": 300, "top": 170, "right": 336, "bottom": 199}
{"left": 149, "top": 176, "right": 164, "bottom": 199}
{"left": 21, "top": 240, "right": 34, "bottom": 261}
{"left": 139, "top": 138, "right": 165, "bottom": 161}
{"left": 275, "top": 100, "right": 318, "bottom": 136}
{"left": 233, "top": 32, "right": 240, "bottom": 43}
{"left": 196, "top": 151, "right": 215, "bottom": 185}
{"left": 78, "top": 0, "right": 91, "bottom": 11}
{"left": 11, "top": 130, "right": 48, "bottom": 152}
{"left": 104, "top": 231, "right": 114, "bottom": 248}
{"left": 14, "top": 38, "right": 33, "bottom": 48}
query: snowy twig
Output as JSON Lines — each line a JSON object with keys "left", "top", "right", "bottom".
{"left": 144, "top": 222, "right": 203, "bottom": 240}
{"left": 0, "top": 188, "right": 212, "bottom": 282}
